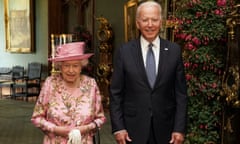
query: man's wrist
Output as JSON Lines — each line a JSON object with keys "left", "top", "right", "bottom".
{"left": 114, "top": 129, "right": 127, "bottom": 135}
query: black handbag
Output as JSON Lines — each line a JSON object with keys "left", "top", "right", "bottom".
{"left": 93, "top": 128, "right": 100, "bottom": 144}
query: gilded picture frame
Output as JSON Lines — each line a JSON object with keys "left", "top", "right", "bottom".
{"left": 124, "top": 0, "right": 139, "bottom": 42}
{"left": 157, "top": 0, "right": 169, "bottom": 39}
{"left": 4, "top": 0, "right": 35, "bottom": 53}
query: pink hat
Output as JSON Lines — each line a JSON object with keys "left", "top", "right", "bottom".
{"left": 49, "top": 42, "right": 93, "bottom": 62}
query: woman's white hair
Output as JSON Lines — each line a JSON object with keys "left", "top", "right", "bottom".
{"left": 80, "top": 59, "right": 89, "bottom": 67}
{"left": 55, "top": 59, "right": 89, "bottom": 70}
{"left": 136, "top": 1, "right": 162, "bottom": 20}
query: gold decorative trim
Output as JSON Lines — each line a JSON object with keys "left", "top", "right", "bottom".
{"left": 221, "top": 66, "right": 240, "bottom": 108}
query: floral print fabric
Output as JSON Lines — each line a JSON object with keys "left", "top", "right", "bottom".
{"left": 31, "top": 74, "right": 106, "bottom": 144}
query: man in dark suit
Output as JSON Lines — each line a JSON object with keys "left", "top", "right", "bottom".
{"left": 109, "top": 1, "right": 188, "bottom": 144}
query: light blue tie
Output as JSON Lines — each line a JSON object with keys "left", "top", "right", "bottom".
{"left": 146, "top": 43, "right": 156, "bottom": 88}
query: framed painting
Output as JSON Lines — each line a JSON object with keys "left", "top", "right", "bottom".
{"left": 157, "top": 0, "right": 169, "bottom": 39}
{"left": 4, "top": 0, "right": 35, "bottom": 53}
{"left": 124, "top": 0, "right": 139, "bottom": 42}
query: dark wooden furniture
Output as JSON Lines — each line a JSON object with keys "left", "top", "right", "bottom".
{"left": 12, "top": 62, "right": 42, "bottom": 101}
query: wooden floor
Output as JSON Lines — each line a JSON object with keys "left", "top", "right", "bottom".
{"left": 0, "top": 88, "right": 117, "bottom": 144}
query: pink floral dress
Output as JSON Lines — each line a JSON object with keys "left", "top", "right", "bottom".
{"left": 31, "top": 74, "right": 106, "bottom": 144}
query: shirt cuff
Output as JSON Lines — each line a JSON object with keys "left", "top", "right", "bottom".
{"left": 114, "top": 129, "right": 127, "bottom": 135}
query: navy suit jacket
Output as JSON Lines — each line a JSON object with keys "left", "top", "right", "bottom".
{"left": 110, "top": 37, "right": 188, "bottom": 144}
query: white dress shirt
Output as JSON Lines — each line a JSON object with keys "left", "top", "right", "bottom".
{"left": 140, "top": 36, "right": 160, "bottom": 74}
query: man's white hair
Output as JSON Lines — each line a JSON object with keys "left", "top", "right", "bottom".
{"left": 136, "top": 1, "right": 162, "bottom": 20}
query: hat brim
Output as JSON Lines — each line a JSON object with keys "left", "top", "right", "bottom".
{"left": 49, "top": 54, "right": 93, "bottom": 62}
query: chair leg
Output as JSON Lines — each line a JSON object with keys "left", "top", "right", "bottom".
{"left": 10, "top": 84, "right": 13, "bottom": 99}
{"left": 12, "top": 87, "right": 16, "bottom": 99}
{"left": 0, "top": 87, "right": 2, "bottom": 99}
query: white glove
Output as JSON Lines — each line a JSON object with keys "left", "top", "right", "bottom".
{"left": 67, "top": 129, "right": 82, "bottom": 144}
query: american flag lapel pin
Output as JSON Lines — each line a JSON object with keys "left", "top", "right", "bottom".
{"left": 164, "top": 48, "right": 168, "bottom": 51}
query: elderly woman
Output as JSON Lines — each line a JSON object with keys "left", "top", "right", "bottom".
{"left": 31, "top": 42, "right": 106, "bottom": 144}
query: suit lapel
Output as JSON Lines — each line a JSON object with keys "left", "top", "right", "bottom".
{"left": 129, "top": 38, "right": 169, "bottom": 89}
{"left": 130, "top": 39, "right": 150, "bottom": 86}
{"left": 155, "top": 38, "right": 168, "bottom": 88}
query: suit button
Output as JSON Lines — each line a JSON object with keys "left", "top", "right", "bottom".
{"left": 148, "top": 107, "right": 152, "bottom": 111}
{"left": 148, "top": 107, "right": 152, "bottom": 116}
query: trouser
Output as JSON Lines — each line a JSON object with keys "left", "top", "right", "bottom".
{"left": 147, "top": 117, "right": 157, "bottom": 144}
